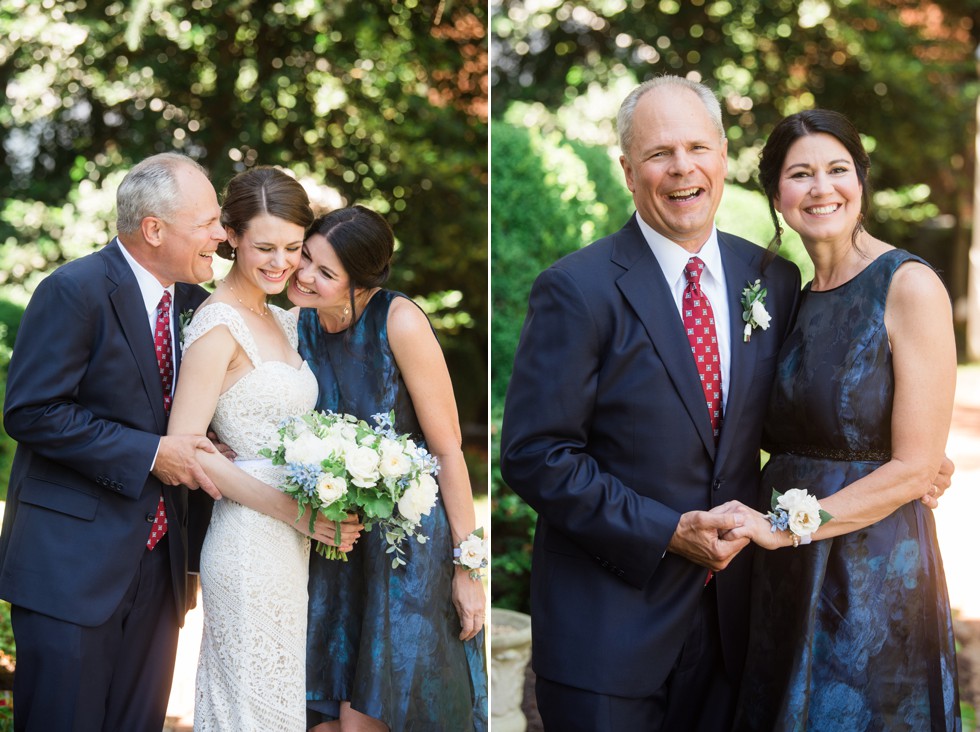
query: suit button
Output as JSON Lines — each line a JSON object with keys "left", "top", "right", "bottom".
{"left": 145, "top": 512, "right": 155, "bottom": 522}
{"left": 713, "top": 478, "right": 723, "bottom": 492}
{"left": 97, "top": 476, "right": 107, "bottom": 486}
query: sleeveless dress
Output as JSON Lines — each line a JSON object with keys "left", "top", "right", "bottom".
{"left": 184, "top": 302, "right": 318, "bottom": 732}
{"left": 297, "top": 290, "right": 488, "bottom": 732}
{"left": 734, "top": 250, "right": 960, "bottom": 731}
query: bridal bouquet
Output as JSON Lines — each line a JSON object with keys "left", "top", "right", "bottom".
{"left": 261, "top": 410, "right": 440, "bottom": 566}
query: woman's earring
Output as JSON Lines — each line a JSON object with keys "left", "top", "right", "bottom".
{"left": 230, "top": 247, "right": 237, "bottom": 260}
{"left": 341, "top": 304, "right": 351, "bottom": 324}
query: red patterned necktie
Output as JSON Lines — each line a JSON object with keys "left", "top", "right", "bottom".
{"left": 147, "top": 290, "right": 173, "bottom": 551}
{"left": 683, "top": 257, "right": 722, "bottom": 441}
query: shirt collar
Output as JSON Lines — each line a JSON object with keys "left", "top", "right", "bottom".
{"left": 116, "top": 237, "right": 174, "bottom": 316}
{"left": 635, "top": 213, "right": 723, "bottom": 291}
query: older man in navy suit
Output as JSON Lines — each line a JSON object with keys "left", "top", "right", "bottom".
{"left": 0, "top": 153, "right": 226, "bottom": 731}
{"left": 500, "top": 77, "right": 803, "bottom": 731}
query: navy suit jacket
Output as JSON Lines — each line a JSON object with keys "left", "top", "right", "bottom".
{"left": 0, "top": 239, "right": 208, "bottom": 628}
{"left": 500, "top": 216, "right": 802, "bottom": 697}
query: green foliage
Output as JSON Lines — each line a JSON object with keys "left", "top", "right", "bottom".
{"left": 490, "top": 121, "right": 632, "bottom": 405}
{"left": 0, "top": 300, "right": 22, "bottom": 501}
{"left": 489, "top": 406, "right": 535, "bottom": 613}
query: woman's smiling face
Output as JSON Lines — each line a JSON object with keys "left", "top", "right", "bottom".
{"left": 774, "top": 132, "right": 863, "bottom": 247}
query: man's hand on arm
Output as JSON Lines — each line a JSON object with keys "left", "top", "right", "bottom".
{"left": 152, "top": 435, "right": 222, "bottom": 500}
{"left": 666, "top": 507, "right": 749, "bottom": 571}
{"left": 920, "top": 454, "right": 954, "bottom": 510}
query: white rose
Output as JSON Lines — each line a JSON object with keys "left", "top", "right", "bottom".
{"left": 316, "top": 474, "right": 347, "bottom": 506}
{"left": 416, "top": 473, "right": 439, "bottom": 507}
{"left": 750, "top": 300, "right": 771, "bottom": 330}
{"left": 457, "top": 534, "right": 488, "bottom": 570}
{"left": 345, "top": 445, "right": 381, "bottom": 488}
{"left": 378, "top": 439, "right": 412, "bottom": 479}
{"left": 777, "top": 488, "right": 822, "bottom": 536}
{"left": 397, "top": 483, "right": 426, "bottom": 524}
{"left": 328, "top": 422, "right": 358, "bottom": 443}
{"left": 284, "top": 431, "right": 329, "bottom": 466}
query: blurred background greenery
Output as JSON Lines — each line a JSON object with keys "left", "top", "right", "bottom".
{"left": 490, "top": 0, "right": 980, "bottom": 613}
{"left": 0, "top": 0, "right": 489, "bottom": 501}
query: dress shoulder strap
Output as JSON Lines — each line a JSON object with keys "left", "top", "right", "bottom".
{"left": 182, "top": 301, "right": 262, "bottom": 366}
{"left": 269, "top": 304, "right": 299, "bottom": 349}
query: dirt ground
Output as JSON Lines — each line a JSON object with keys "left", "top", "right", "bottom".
{"left": 518, "top": 368, "right": 980, "bottom": 729}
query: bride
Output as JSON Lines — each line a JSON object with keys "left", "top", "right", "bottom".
{"left": 167, "top": 166, "right": 358, "bottom": 730}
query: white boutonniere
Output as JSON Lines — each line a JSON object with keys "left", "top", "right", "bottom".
{"left": 178, "top": 308, "right": 195, "bottom": 347}
{"left": 740, "top": 279, "right": 771, "bottom": 342}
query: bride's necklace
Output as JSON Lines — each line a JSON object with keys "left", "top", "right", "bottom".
{"left": 227, "top": 283, "right": 270, "bottom": 317}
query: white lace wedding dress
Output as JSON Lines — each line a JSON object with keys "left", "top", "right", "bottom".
{"left": 183, "top": 302, "right": 318, "bottom": 732}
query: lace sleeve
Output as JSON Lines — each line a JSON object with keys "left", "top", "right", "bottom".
{"left": 271, "top": 305, "right": 300, "bottom": 350}
{"left": 182, "top": 302, "right": 262, "bottom": 366}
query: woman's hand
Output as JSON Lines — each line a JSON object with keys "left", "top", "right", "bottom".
{"left": 452, "top": 568, "right": 486, "bottom": 642}
{"left": 303, "top": 512, "right": 363, "bottom": 552}
{"left": 717, "top": 501, "right": 788, "bottom": 551}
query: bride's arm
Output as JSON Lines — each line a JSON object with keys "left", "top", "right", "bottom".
{"left": 170, "top": 325, "right": 360, "bottom": 548}
{"left": 388, "top": 298, "right": 485, "bottom": 642}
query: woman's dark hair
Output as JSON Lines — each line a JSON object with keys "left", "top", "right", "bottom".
{"left": 758, "top": 109, "right": 872, "bottom": 264}
{"left": 307, "top": 205, "right": 394, "bottom": 323}
{"left": 217, "top": 166, "right": 314, "bottom": 259}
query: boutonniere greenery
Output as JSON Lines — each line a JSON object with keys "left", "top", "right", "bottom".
{"left": 178, "top": 308, "right": 195, "bottom": 346}
{"left": 740, "top": 279, "right": 771, "bottom": 342}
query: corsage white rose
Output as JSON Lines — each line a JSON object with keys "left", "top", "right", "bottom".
{"left": 457, "top": 534, "right": 488, "bottom": 569}
{"left": 777, "top": 488, "right": 824, "bottom": 536}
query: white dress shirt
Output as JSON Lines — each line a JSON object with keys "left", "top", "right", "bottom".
{"left": 117, "top": 238, "right": 175, "bottom": 470}
{"left": 635, "top": 214, "right": 731, "bottom": 410}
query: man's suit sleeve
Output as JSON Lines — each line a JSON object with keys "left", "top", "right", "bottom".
{"left": 500, "top": 266, "right": 680, "bottom": 589}
{"left": 3, "top": 272, "right": 161, "bottom": 499}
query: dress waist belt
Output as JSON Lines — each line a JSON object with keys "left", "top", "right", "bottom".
{"left": 771, "top": 444, "right": 891, "bottom": 463}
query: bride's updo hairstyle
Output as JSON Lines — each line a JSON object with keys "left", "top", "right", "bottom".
{"left": 307, "top": 205, "right": 394, "bottom": 324}
{"left": 758, "top": 109, "right": 872, "bottom": 262}
{"left": 216, "top": 166, "right": 314, "bottom": 260}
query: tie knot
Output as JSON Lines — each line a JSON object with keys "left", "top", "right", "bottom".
{"left": 158, "top": 290, "right": 172, "bottom": 312}
{"left": 684, "top": 257, "right": 705, "bottom": 286}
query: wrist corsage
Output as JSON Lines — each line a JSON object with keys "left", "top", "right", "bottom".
{"left": 453, "top": 527, "right": 488, "bottom": 581}
{"left": 765, "top": 488, "right": 833, "bottom": 547}
{"left": 740, "top": 279, "right": 771, "bottom": 342}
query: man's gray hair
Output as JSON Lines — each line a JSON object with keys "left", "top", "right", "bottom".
{"left": 116, "top": 152, "right": 208, "bottom": 234}
{"left": 617, "top": 76, "right": 726, "bottom": 160}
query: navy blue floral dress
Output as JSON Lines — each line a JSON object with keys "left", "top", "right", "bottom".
{"left": 734, "top": 250, "right": 960, "bottom": 731}
{"left": 297, "top": 290, "right": 488, "bottom": 732}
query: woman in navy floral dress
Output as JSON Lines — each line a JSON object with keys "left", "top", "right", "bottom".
{"left": 727, "top": 111, "right": 959, "bottom": 731}
{"left": 287, "top": 206, "right": 488, "bottom": 732}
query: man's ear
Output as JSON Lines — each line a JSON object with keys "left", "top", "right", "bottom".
{"left": 141, "top": 217, "right": 164, "bottom": 248}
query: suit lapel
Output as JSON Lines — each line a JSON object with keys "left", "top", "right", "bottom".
{"left": 103, "top": 239, "right": 168, "bottom": 430}
{"left": 613, "top": 219, "right": 718, "bottom": 458}
{"left": 716, "top": 233, "right": 761, "bottom": 464}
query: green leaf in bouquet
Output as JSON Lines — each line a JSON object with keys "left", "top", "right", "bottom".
{"left": 358, "top": 492, "right": 395, "bottom": 520}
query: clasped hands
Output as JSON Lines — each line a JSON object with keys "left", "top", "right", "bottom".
{"left": 668, "top": 455, "right": 955, "bottom": 569}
